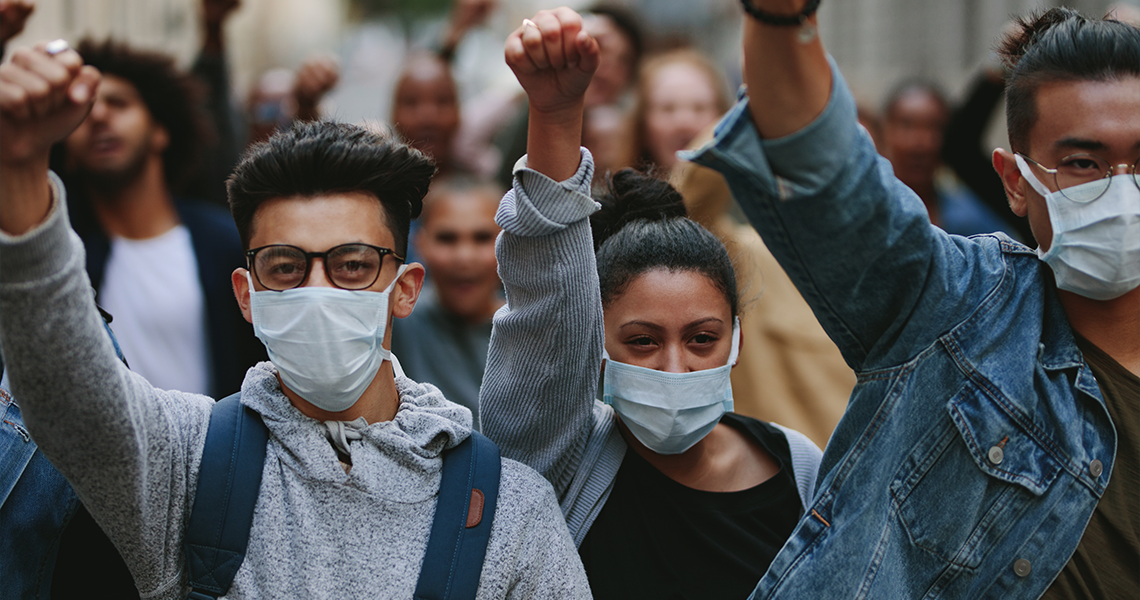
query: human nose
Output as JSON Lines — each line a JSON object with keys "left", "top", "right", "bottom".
{"left": 87, "top": 97, "right": 108, "bottom": 122}
{"left": 661, "top": 344, "right": 687, "bottom": 374}
{"left": 303, "top": 257, "right": 336, "bottom": 288}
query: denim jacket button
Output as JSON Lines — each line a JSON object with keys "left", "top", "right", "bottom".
{"left": 1090, "top": 459, "right": 1103, "bottom": 478}
{"left": 1014, "top": 559, "right": 1032, "bottom": 577}
{"left": 1037, "top": 343, "right": 1045, "bottom": 360}
{"left": 988, "top": 445, "right": 1004, "bottom": 465}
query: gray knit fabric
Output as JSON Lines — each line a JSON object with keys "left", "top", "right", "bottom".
{"left": 481, "top": 150, "right": 822, "bottom": 548}
{"left": 0, "top": 172, "right": 591, "bottom": 599}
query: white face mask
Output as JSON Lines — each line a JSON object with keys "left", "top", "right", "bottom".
{"left": 1016, "top": 154, "right": 1140, "bottom": 300}
{"left": 602, "top": 317, "right": 740, "bottom": 455}
{"left": 249, "top": 265, "right": 407, "bottom": 412}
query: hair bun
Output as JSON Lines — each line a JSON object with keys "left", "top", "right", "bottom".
{"left": 997, "top": 7, "right": 1082, "bottom": 71}
{"left": 591, "top": 169, "right": 687, "bottom": 250}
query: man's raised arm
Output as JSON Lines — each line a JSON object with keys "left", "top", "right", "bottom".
{"left": 741, "top": 0, "right": 831, "bottom": 139}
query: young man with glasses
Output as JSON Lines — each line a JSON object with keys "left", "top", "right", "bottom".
{"left": 688, "top": 4, "right": 1138, "bottom": 599}
{"left": 0, "top": 43, "right": 589, "bottom": 598}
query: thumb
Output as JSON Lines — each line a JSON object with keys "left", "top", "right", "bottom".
{"left": 68, "top": 65, "right": 101, "bottom": 105}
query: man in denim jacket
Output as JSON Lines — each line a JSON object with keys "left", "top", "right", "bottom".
{"left": 690, "top": 4, "right": 1138, "bottom": 599}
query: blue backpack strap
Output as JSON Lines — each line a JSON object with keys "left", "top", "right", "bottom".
{"left": 184, "top": 393, "right": 269, "bottom": 600}
{"left": 414, "top": 430, "right": 502, "bottom": 600}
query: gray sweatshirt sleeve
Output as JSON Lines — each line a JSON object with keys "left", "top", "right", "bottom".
{"left": 0, "top": 173, "right": 212, "bottom": 598}
{"left": 480, "top": 151, "right": 603, "bottom": 497}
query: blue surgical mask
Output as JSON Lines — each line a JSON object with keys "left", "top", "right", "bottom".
{"left": 602, "top": 317, "right": 741, "bottom": 455}
{"left": 249, "top": 265, "right": 407, "bottom": 412}
{"left": 1016, "top": 154, "right": 1140, "bottom": 300}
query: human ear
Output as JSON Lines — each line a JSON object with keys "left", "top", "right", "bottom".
{"left": 391, "top": 262, "right": 425, "bottom": 319}
{"left": 993, "top": 148, "right": 1029, "bottom": 217}
{"left": 150, "top": 123, "right": 171, "bottom": 154}
{"left": 232, "top": 267, "right": 253, "bottom": 324}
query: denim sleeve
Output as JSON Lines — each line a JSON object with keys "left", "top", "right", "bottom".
{"left": 687, "top": 61, "right": 1011, "bottom": 371}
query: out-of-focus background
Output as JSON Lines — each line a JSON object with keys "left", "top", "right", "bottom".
{"left": 6, "top": 0, "right": 1135, "bottom": 132}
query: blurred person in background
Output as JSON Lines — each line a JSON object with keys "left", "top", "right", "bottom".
{"left": 392, "top": 178, "right": 504, "bottom": 429}
{"left": 621, "top": 48, "right": 732, "bottom": 175}
{"left": 390, "top": 51, "right": 464, "bottom": 176}
{"left": 881, "top": 79, "right": 1021, "bottom": 239}
{"left": 55, "top": 38, "right": 264, "bottom": 399}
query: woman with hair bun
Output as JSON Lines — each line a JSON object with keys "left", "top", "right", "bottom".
{"left": 481, "top": 8, "right": 821, "bottom": 599}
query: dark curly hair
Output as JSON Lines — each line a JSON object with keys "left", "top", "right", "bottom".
{"left": 591, "top": 169, "right": 738, "bottom": 316}
{"left": 76, "top": 38, "right": 213, "bottom": 191}
{"left": 996, "top": 7, "right": 1139, "bottom": 152}
{"left": 228, "top": 120, "right": 437, "bottom": 257}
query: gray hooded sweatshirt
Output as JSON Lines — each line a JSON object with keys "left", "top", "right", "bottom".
{"left": 0, "top": 173, "right": 591, "bottom": 599}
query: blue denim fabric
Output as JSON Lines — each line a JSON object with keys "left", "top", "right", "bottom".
{"left": 0, "top": 374, "right": 80, "bottom": 600}
{"left": 687, "top": 63, "right": 1115, "bottom": 599}
{"left": 0, "top": 318, "right": 128, "bottom": 599}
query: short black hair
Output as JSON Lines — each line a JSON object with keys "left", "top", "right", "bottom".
{"left": 76, "top": 38, "right": 212, "bottom": 190}
{"left": 591, "top": 169, "right": 738, "bottom": 317}
{"left": 997, "top": 7, "right": 1140, "bottom": 152}
{"left": 228, "top": 121, "right": 436, "bottom": 257}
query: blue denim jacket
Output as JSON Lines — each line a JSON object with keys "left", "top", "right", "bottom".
{"left": 688, "top": 63, "right": 1115, "bottom": 599}
{"left": 0, "top": 319, "right": 128, "bottom": 599}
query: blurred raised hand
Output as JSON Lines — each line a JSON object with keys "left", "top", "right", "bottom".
{"left": 0, "top": 0, "right": 35, "bottom": 54}
{"left": 292, "top": 54, "right": 339, "bottom": 121}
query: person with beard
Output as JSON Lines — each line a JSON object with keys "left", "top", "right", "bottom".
{"left": 58, "top": 38, "right": 264, "bottom": 399}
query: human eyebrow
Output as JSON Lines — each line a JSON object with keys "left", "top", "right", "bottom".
{"left": 1053, "top": 137, "right": 1107, "bottom": 153}
{"left": 619, "top": 320, "right": 664, "bottom": 332}
{"left": 682, "top": 317, "right": 725, "bottom": 331}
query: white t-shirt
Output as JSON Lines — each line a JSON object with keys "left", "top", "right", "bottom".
{"left": 98, "top": 225, "right": 211, "bottom": 395}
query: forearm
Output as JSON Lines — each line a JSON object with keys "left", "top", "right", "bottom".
{"left": 0, "top": 176, "right": 204, "bottom": 588}
{"left": 480, "top": 150, "right": 601, "bottom": 494}
{"left": 742, "top": 3, "right": 831, "bottom": 139}
{"left": 525, "top": 103, "right": 583, "bottom": 183}
{"left": 0, "top": 158, "right": 52, "bottom": 235}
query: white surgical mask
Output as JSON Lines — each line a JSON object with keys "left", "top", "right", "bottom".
{"left": 1016, "top": 154, "right": 1140, "bottom": 300}
{"left": 249, "top": 265, "right": 407, "bottom": 412}
{"left": 602, "top": 317, "right": 740, "bottom": 455}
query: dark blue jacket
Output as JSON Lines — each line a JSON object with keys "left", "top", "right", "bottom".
{"left": 70, "top": 198, "right": 265, "bottom": 398}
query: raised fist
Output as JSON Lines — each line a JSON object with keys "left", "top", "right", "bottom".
{"left": 0, "top": 41, "right": 100, "bottom": 165}
{"left": 505, "top": 7, "right": 599, "bottom": 115}
{"left": 293, "top": 54, "right": 339, "bottom": 110}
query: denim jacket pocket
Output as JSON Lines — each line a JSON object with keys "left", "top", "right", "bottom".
{"left": 889, "top": 383, "right": 1063, "bottom": 569}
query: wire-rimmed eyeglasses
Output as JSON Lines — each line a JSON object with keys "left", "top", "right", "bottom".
{"left": 1018, "top": 153, "right": 1140, "bottom": 203}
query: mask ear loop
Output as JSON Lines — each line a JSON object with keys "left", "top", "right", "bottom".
{"left": 1014, "top": 154, "right": 1055, "bottom": 198}
{"left": 727, "top": 316, "right": 742, "bottom": 367}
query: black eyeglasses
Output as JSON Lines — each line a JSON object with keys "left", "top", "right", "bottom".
{"left": 1019, "top": 153, "right": 1140, "bottom": 203}
{"left": 246, "top": 243, "right": 404, "bottom": 291}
